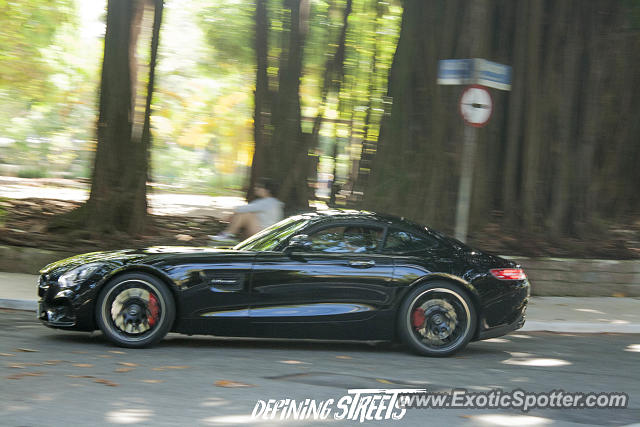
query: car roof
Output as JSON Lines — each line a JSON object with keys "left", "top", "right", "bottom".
{"left": 297, "top": 209, "right": 429, "bottom": 233}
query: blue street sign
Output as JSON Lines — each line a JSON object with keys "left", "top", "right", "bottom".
{"left": 437, "top": 59, "right": 473, "bottom": 85}
{"left": 438, "top": 58, "right": 511, "bottom": 91}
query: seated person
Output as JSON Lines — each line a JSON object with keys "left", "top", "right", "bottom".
{"left": 211, "top": 179, "right": 284, "bottom": 242}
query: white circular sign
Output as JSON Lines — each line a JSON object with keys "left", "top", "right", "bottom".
{"left": 459, "top": 85, "right": 493, "bottom": 127}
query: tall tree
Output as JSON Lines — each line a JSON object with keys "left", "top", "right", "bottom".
{"left": 53, "top": 0, "right": 163, "bottom": 234}
{"left": 248, "top": 0, "right": 310, "bottom": 212}
{"left": 247, "top": 0, "right": 270, "bottom": 202}
{"left": 364, "top": 0, "right": 640, "bottom": 247}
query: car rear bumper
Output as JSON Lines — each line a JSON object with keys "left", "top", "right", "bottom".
{"left": 475, "top": 304, "right": 526, "bottom": 340}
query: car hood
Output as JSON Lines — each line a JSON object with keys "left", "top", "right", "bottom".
{"left": 39, "top": 246, "right": 251, "bottom": 276}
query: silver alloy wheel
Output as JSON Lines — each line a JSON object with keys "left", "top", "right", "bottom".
{"left": 406, "top": 287, "right": 471, "bottom": 354}
{"left": 101, "top": 279, "right": 166, "bottom": 343}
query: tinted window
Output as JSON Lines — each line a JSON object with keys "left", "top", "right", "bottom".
{"left": 308, "top": 226, "right": 383, "bottom": 253}
{"left": 383, "top": 229, "right": 439, "bottom": 253}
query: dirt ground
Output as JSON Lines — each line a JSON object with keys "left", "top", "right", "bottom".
{"left": 0, "top": 177, "right": 638, "bottom": 258}
{"left": 0, "top": 197, "right": 638, "bottom": 259}
{"left": 0, "top": 198, "right": 228, "bottom": 253}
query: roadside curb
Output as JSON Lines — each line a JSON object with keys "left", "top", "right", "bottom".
{"left": 0, "top": 298, "right": 37, "bottom": 312}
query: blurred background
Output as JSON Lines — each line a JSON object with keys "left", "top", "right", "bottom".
{"left": 0, "top": 0, "right": 639, "bottom": 259}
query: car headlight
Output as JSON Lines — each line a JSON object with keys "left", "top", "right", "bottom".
{"left": 58, "top": 262, "right": 104, "bottom": 288}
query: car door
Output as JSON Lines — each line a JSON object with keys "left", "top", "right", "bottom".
{"left": 249, "top": 222, "right": 396, "bottom": 339}
{"left": 171, "top": 250, "right": 254, "bottom": 336}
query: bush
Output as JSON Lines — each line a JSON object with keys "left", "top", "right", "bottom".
{"left": 17, "top": 168, "right": 49, "bottom": 179}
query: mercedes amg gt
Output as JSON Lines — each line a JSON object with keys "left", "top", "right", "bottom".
{"left": 37, "top": 210, "right": 529, "bottom": 356}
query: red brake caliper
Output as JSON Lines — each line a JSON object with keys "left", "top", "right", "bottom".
{"left": 148, "top": 294, "right": 159, "bottom": 327}
{"left": 412, "top": 307, "right": 426, "bottom": 328}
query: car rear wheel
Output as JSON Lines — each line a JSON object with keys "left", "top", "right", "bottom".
{"left": 399, "top": 281, "right": 476, "bottom": 357}
{"left": 96, "top": 272, "right": 175, "bottom": 348}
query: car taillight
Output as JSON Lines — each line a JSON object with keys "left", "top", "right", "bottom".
{"left": 490, "top": 268, "right": 527, "bottom": 280}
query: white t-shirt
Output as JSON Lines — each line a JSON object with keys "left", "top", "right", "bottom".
{"left": 234, "top": 197, "right": 284, "bottom": 229}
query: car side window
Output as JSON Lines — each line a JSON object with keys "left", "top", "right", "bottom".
{"left": 308, "top": 226, "right": 383, "bottom": 253}
{"left": 383, "top": 229, "right": 439, "bottom": 254}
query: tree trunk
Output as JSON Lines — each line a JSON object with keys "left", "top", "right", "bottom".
{"left": 519, "top": 0, "right": 544, "bottom": 232}
{"left": 267, "top": 0, "right": 310, "bottom": 213}
{"left": 86, "top": 0, "right": 147, "bottom": 234}
{"left": 247, "top": 0, "right": 270, "bottom": 201}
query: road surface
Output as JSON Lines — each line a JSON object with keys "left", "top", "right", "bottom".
{"left": 1, "top": 309, "right": 639, "bottom": 426}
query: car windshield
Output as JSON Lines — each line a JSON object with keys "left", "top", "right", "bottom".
{"left": 233, "top": 216, "right": 310, "bottom": 252}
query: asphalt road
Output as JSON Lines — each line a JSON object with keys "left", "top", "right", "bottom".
{"left": 1, "top": 309, "right": 639, "bottom": 427}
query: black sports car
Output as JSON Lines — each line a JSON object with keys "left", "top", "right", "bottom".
{"left": 37, "top": 210, "right": 529, "bottom": 356}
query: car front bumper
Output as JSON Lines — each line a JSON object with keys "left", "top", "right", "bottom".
{"left": 37, "top": 274, "right": 97, "bottom": 331}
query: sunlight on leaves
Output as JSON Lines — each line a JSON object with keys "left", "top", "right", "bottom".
{"left": 503, "top": 358, "right": 571, "bottom": 367}
{"left": 105, "top": 408, "right": 153, "bottom": 424}
{"left": 467, "top": 414, "right": 552, "bottom": 426}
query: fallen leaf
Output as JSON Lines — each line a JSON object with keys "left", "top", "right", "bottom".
{"left": 336, "top": 355, "right": 352, "bottom": 360}
{"left": 72, "top": 363, "right": 94, "bottom": 368}
{"left": 376, "top": 379, "right": 394, "bottom": 384}
{"left": 44, "top": 360, "right": 63, "bottom": 365}
{"left": 98, "top": 355, "right": 112, "bottom": 358}
{"left": 66, "top": 375, "right": 95, "bottom": 379}
{"left": 142, "top": 379, "right": 165, "bottom": 384}
{"left": 9, "top": 362, "right": 43, "bottom": 368}
{"left": 15, "top": 348, "right": 39, "bottom": 353}
{"left": 118, "top": 362, "right": 139, "bottom": 367}
{"left": 158, "top": 365, "right": 190, "bottom": 370}
{"left": 7, "top": 371, "right": 44, "bottom": 379}
{"left": 71, "top": 351, "right": 87, "bottom": 354}
{"left": 109, "top": 351, "right": 126, "bottom": 354}
{"left": 0, "top": 353, "right": 15, "bottom": 357}
{"left": 115, "top": 367, "right": 134, "bottom": 373}
{"left": 214, "top": 380, "right": 255, "bottom": 388}
{"left": 94, "top": 378, "right": 118, "bottom": 387}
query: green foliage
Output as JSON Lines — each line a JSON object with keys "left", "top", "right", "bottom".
{"left": 0, "top": 0, "right": 74, "bottom": 98}
{"left": 198, "top": 0, "right": 255, "bottom": 73}
{"left": 0, "top": 0, "right": 402, "bottom": 199}
{"left": 17, "top": 168, "right": 49, "bottom": 179}
{"left": 0, "top": 0, "right": 99, "bottom": 179}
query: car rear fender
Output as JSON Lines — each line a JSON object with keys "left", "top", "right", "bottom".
{"left": 395, "top": 273, "right": 483, "bottom": 340}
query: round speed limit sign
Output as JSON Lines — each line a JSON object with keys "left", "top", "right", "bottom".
{"left": 459, "top": 85, "right": 493, "bottom": 127}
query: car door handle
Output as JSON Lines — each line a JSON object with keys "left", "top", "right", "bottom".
{"left": 349, "top": 260, "right": 375, "bottom": 268}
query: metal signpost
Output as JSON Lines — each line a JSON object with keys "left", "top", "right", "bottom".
{"left": 437, "top": 59, "right": 511, "bottom": 242}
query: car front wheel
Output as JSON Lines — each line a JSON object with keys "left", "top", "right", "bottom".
{"left": 399, "top": 281, "right": 476, "bottom": 357}
{"left": 96, "top": 272, "right": 175, "bottom": 348}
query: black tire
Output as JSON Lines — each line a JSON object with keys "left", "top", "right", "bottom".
{"left": 96, "top": 272, "right": 175, "bottom": 348}
{"left": 398, "top": 281, "right": 476, "bottom": 357}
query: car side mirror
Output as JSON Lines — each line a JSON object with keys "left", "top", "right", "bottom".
{"left": 284, "top": 234, "right": 312, "bottom": 254}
